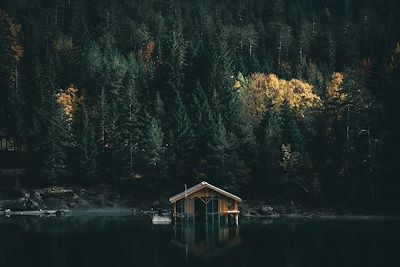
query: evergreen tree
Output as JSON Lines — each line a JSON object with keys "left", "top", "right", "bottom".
{"left": 154, "top": 91, "right": 165, "bottom": 123}
{"left": 73, "top": 104, "right": 98, "bottom": 184}
{"left": 86, "top": 42, "right": 129, "bottom": 180}
{"left": 209, "top": 37, "right": 235, "bottom": 126}
{"left": 169, "top": 91, "right": 194, "bottom": 182}
{"left": 192, "top": 81, "right": 217, "bottom": 153}
{"left": 144, "top": 116, "right": 166, "bottom": 184}
{"left": 211, "top": 114, "right": 250, "bottom": 190}
{"left": 280, "top": 100, "right": 305, "bottom": 153}
{"left": 210, "top": 37, "right": 256, "bottom": 187}
{"left": 259, "top": 110, "right": 283, "bottom": 189}
{"left": 26, "top": 55, "right": 70, "bottom": 185}
{"left": 116, "top": 58, "right": 142, "bottom": 178}
{"left": 192, "top": 80, "right": 218, "bottom": 179}
{"left": 159, "top": 21, "right": 186, "bottom": 111}
{"left": 0, "top": 9, "right": 24, "bottom": 138}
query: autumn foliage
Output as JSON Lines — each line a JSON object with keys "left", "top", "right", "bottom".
{"left": 326, "top": 72, "right": 346, "bottom": 103}
{"left": 141, "top": 41, "right": 155, "bottom": 64}
{"left": 236, "top": 72, "right": 321, "bottom": 121}
{"left": 0, "top": 9, "right": 23, "bottom": 62}
{"left": 0, "top": 8, "right": 24, "bottom": 87}
{"left": 56, "top": 86, "right": 82, "bottom": 123}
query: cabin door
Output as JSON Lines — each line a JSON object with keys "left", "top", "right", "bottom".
{"left": 194, "top": 198, "right": 206, "bottom": 221}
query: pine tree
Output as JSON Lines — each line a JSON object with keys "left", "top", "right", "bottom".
{"left": 41, "top": 98, "right": 70, "bottom": 184}
{"left": 116, "top": 58, "right": 142, "bottom": 178}
{"left": 0, "top": 9, "right": 24, "bottom": 138}
{"left": 159, "top": 21, "right": 186, "bottom": 111}
{"left": 27, "top": 55, "right": 70, "bottom": 185}
{"left": 192, "top": 80, "right": 217, "bottom": 179}
{"left": 86, "top": 42, "right": 129, "bottom": 180}
{"left": 210, "top": 37, "right": 256, "bottom": 187}
{"left": 211, "top": 114, "right": 250, "bottom": 190}
{"left": 337, "top": 19, "right": 359, "bottom": 68}
{"left": 154, "top": 91, "right": 165, "bottom": 123}
{"left": 73, "top": 104, "right": 98, "bottom": 183}
{"left": 211, "top": 114, "right": 231, "bottom": 183}
{"left": 144, "top": 116, "right": 166, "bottom": 184}
{"left": 259, "top": 110, "right": 283, "bottom": 189}
{"left": 192, "top": 80, "right": 217, "bottom": 152}
{"left": 169, "top": 91, "right": 194, "bottom": 182}
{"left": 209, "top": 37, "right": 236, "bottom": 126}
{"left": 264, "top": 111, "right": 282, "bottom": 161}
{"left": 280, "top": 100, "right": 305, "bottom": 153}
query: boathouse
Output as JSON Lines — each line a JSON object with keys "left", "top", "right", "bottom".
{"left": 169, "top": 181, "right": 242, "bottom": 225}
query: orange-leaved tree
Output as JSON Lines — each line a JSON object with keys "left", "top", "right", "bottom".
{"left": 56, "top": 86, "right": 83, "bottom": 124}
{"left": 235, "top": 72, "right": 321, "bottom": 122}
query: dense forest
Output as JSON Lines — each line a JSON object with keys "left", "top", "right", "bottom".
{"left": 1, "top": 0, "right": 400, "bottom": 208}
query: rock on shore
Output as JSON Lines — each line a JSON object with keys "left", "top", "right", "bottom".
{"left": 0, "top": 186, "right": 128, "bottom": 212}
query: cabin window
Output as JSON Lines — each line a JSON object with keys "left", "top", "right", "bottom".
{"left": 207, "top": 197, "right": 219, "bottom": 214}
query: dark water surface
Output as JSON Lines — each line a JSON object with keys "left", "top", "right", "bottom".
{"left": 0, "top": 214, "right": 399, "bottom": 267}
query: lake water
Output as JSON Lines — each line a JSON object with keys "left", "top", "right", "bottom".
{"left": 0, "top": 214, "right": 399, "bottom": 267}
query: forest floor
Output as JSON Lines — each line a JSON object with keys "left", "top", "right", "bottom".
{"left": 0, "top": 185, "right": 399, "bottom": 220}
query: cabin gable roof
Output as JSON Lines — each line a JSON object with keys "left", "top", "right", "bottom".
{"left": 169, "top": 181, "right": 242, "bottom": 203}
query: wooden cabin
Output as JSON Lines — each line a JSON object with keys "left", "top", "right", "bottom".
{"left": 169, "top": 181, "right": 242, "bottom": 225}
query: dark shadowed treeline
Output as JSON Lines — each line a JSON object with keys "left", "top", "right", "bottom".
{"left": 1, "top": 0, "right": 400, "bottom": 207}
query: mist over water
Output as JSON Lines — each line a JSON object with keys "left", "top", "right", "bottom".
{"left": 0, "top": 215, "right": 398, "bottom": 267}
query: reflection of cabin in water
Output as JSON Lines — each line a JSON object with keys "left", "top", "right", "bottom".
{"left": 169, "top": 181, "right": 242, "bottom": 226}
{"left": 172, "top": 222, "right": 241, "bottom": 260}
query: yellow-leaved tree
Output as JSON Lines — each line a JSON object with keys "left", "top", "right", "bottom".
{"left": 326, "top": 72, "right": 346, "bottom": 103}
{"left": 56, "top": 86, "right": 83, "bottom": 124}
{"left": 235, "top": 72, "right": 321, "bottom": 122}
{"left": 0, "top": 9, "right": 24, "bottom": 63}
{"left": 140, "top": 41, "right": 155, "bottom": 64}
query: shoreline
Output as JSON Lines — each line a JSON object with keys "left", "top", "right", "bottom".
{"left": 242, "top": 212, "right": 400, "bottom": 221}
{"left": 2, "top": 208, "right": 400, "bottom": 222}
{"left": 1, "top": 186, "right": 399, "bottom": 221}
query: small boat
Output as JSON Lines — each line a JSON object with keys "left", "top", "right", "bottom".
{"left": 152, "top": 215, "right": 172, "bottom": 224}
